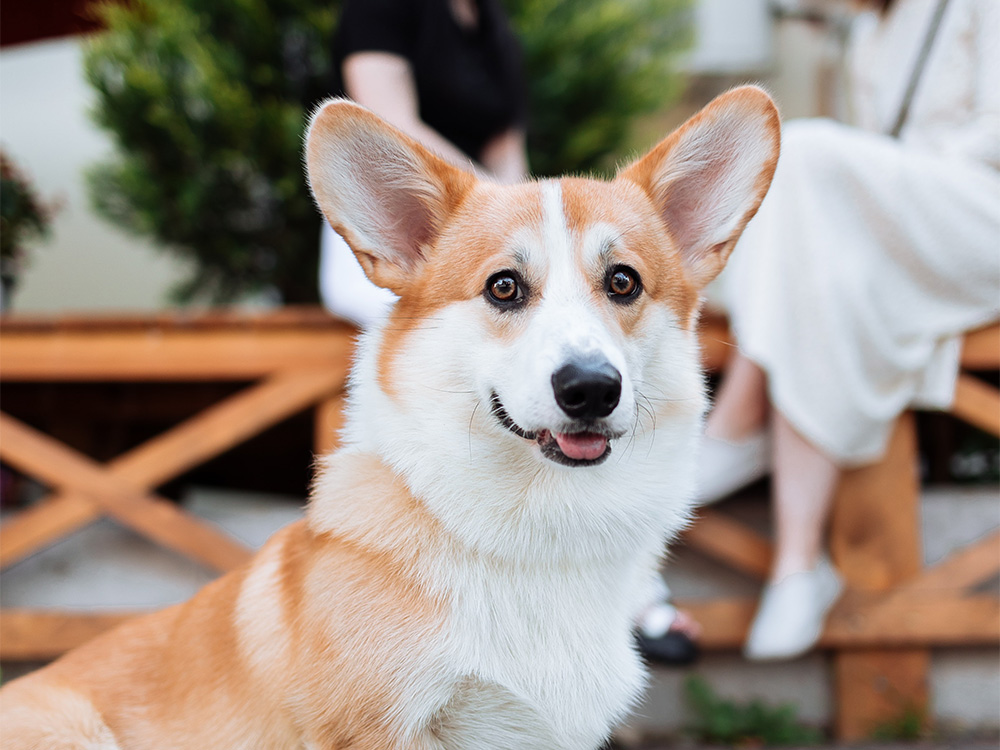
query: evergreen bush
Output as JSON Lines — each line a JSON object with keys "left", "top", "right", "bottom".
{"left": 84, "top": 0, "right": 692, "bottom": 305}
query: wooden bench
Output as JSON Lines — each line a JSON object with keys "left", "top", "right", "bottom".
{"left": 0, "top": 308, "right": 356, "bottom": 656}
{"left": 679, "top": 314, "right": 1000, "bottom": 739}
{"left": 1, "top": 308, "right": 997, "bottom": 739}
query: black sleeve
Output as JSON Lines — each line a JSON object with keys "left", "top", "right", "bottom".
{"left": 336, "top": 0, "right": 419, "bottom": 61}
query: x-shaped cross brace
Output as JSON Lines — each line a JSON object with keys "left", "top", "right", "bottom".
{"left": 0, "top": 367, "right": 346, "bottom": 573}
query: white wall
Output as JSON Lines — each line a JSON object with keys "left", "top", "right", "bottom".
{"left": 0, "top": 37, "right": 190, "bottom": 312}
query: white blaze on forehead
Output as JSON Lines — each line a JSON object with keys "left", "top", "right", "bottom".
{"left": 537, "top": 181, "right": 580, "bottom": 301}
{"left": 531, "top": 181, "right": 623, "bottom": 366}
{"left": 539, "top": 180, "right": 571, "bottom": 262}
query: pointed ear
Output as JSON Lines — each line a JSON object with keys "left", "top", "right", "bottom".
{"left": 305, "top": 98, "right": 475, "bottom": 295}
{"left": 617, "top": 86, "right": 780, "bottom": 288}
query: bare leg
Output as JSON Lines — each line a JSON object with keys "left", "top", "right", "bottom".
{"left": 743, "top": 411, "right": 845, "bottom": 659}
{"left": 705, "top": 352, "right": 770, "bottom": 441}
{"left": 769, "top": 411, "right": 841, "bottom": 581}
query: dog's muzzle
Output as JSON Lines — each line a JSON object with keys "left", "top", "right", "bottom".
{"left": 490, "top": 356, "right": 623, "bottom": 467}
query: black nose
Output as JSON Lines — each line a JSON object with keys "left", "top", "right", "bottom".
{"left": 552, "top": 358, "right": 622, "bottom": 419}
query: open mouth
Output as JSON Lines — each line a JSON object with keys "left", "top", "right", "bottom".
{"left": 489, "top": 393, "right": 613, "bottom": 467}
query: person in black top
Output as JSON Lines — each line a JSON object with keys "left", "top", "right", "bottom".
{"left": 333, "top": 0, "right": 528, "bottom": 179}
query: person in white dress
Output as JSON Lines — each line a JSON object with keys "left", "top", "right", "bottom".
{"left": 694, "top": 0, "right": 1000, "bottom": 660}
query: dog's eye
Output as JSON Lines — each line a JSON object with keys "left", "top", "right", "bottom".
{"left": 485, "top": 271, "right": 525, "bottom": 308}
{"left": 606, "top": 266, "right": 641, "bottom": 302}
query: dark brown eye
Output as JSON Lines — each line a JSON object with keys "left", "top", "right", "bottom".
{"left": 606, "top": 265, "right": 641, "bottom": 301}
{"left": 485, "top": 271, "right": 526, "bottom": 308}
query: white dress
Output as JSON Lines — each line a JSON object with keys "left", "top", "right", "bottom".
{"left": 721, "top": 0, "right": 1000, "bottom": 465}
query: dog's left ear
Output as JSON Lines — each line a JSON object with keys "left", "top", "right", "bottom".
{"left": 617, "top": 86, "right": 780, "bottom": 288}
{"left": 306, "top": 99, "right": 475, "bottom": 295}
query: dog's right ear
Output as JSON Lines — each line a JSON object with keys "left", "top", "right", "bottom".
{"left": 306, "top": 99, "right": 476, "bottom": 295}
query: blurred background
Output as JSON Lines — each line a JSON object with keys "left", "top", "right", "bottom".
{"left": 0, "top": 1, "right": 997, "bottom": 746}
{"left": 1, "top": 0, "right": 846, "bottom": 314}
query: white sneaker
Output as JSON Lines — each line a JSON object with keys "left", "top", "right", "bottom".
{"left": 695, "top": 428, "right": 772, "bottom": 505}
{"left": 743, "top": 556, "right": 843, "bottom": 661}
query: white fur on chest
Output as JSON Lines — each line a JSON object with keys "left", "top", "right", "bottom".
{"left": 436, "top": 554, "right": 651, "bottom": 749}
{"left": 341, "top": 301, "right": 705, "bottom": 747}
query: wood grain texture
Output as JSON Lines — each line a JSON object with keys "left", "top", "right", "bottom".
{"left": 960, "top": 323, "right": 1000, "bottom": 370}
{"left": 682, "top": 510, "right": 773, "bottom": 580}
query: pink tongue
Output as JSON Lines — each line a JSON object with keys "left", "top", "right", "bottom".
{"left": 554, "top": 432, "right": 608, "bottom": 461}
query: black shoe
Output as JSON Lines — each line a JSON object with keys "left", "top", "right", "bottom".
{"left": 635, "top": 629, "right": 700, "bottom": 666}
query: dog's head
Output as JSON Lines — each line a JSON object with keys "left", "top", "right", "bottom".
{"left": 306, "top": 88, "right": 778, "bottom": 554}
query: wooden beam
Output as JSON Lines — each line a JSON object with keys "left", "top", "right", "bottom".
{"left": 0, "top": 413, "right": 253, "bottom": 572}
{"left": 0, "top": 329, "right": 355, "bottom": 381}
{"left": 682, "top": 510, "right": 773, "bottom": 580}
{"left": 0, "top": 370, "right": 343, "bottom": 569}
{"left": 678, "top": 593, "right": 999, "bottom": 651}
{"left": 0, "top": 494, "right": 101, "bottom": 569}
{"left": 951, "top": 374, "right": 1000, "bottom": 437}
{"left": 101, "top": 494, "right": 253, "bottom": 573}
{"left": 0, "top": 610, "right": 139, "bottom": 661}
{"left": 698, "top": 316, "right": 734, "bottom": 372}
{"left": 6, "top": 589, "right": 994, "bottom": 662}
{"left": 109, "top": 368, "right": 349, "bottom": 488}
{"left": 892, "top": 531, "right": 1000, "bottom": 597}
{"left": 960, "top": 324, "right": 1000, "bottom": 370}
{"left": 829, "top": 413, "right": 928, "bottom": 740}
{"left": 0, "top": 411, "right": 133, "bottom": 497}
{"left": 834, "top": 651, "right": 929, "bottom": 739}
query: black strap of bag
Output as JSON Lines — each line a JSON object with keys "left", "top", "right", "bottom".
{"left": 888, "top": 0, "right": 951, "bottom": 138}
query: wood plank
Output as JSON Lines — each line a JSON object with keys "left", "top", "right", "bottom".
{"left": 834, "top": 651, "right": 930, "bottom": 739}
{"left": 0, "top": 371, "right": 343, "bottom": 570}
{"left": 961, "top": 324, "right": 1000, "bottom": 370}
{"left": 0, "top": 412, "right": 253, "bottom": 571}
{"left": 682, "top": 510, "right": 773, "bottom": 580}
{"left": 6, "top": 589, "right": 994, "bottom": 662}
{"left": 892, "top": 531, "right": 1000, "bottom": 598}
{"left": 831, "top": 594, "right": 1000, "bottom": 647}
{"left": 0, "top": 494, "right": 101, "bottom": 569}
{"left": 679, "top": 594, "right": 1000, "bottom": 650}
{"left": 0, "top": 329, "right": 356, "bottom": 381}
{"left": 0, "top": 411, "right": 133, "bottom": 496}
{"left": 951, "top": 374, "right": 1000, "bottom": 437}
{"left": 109, "top": 368, "right": 348, "bottom": 488}
{"left": 315, "top": 391, "right": 346, "bottom": 457}
{"left": 101, "top": 494, "right": 253, "bottom": 573}
{"left": 0, "top": 609, "right": 139, "bottom": 660}
{"left": 698, "top": 316, "right": 734, "bottom": 372}
{"left": 829, "top": 413, "right": 927, "bottom": 740}
{"left": 830, "top": 413, "right": 923, "bottom": 589}
{"left": 0, "top": 306, "right": 348, "bottom": 333}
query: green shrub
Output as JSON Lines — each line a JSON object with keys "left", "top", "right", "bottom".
{"left": 84, "top": 0, "right": 692, "bottom": 304}
{"left": 1, "top": 152, "right": 55, "bottom": 290}
{"left": 684, "top": 675, "right": 825, "bottom": 746}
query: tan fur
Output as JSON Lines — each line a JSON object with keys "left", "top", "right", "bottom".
{"left": 1, "top": 454, "right": 450, "bottom": 749}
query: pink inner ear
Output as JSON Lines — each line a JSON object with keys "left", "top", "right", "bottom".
{"left": 338, "top": 131, "right": 445, "bottom": 271}
{"left": 376, "top": 184, "right": 435, "bottom": 269}
{"left": 655, "top": 109, "right": 778, "bottom": 276}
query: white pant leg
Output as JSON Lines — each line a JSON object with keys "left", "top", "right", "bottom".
{"left": 319, "top": 222, "right": 397, "bottom": 328}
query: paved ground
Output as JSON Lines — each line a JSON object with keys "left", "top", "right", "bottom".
{"left": 616, "top": 740, "right": 1000, "bottom": 750}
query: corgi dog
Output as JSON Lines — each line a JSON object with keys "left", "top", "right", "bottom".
{"left": 0, "top": 86, "right": 779, "bottom": 749}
